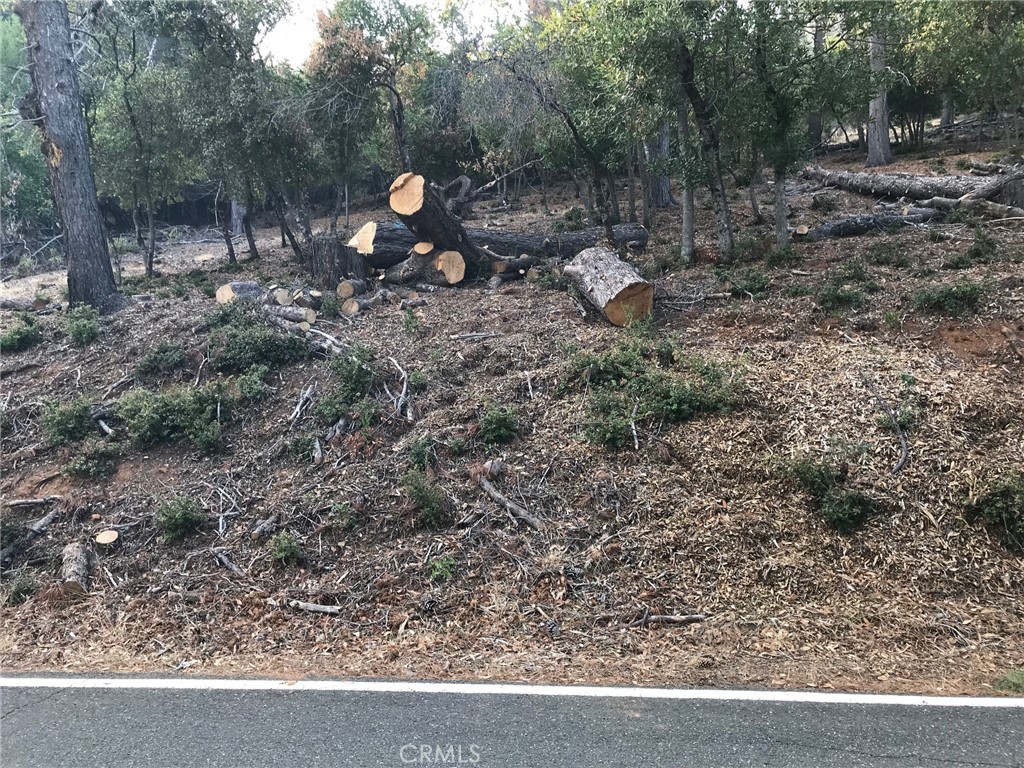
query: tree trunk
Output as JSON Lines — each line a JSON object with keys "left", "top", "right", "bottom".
{"left": 807, "top": 210, "right": 939, "bottom": 241}
{"left": 563, "top": 247, "right": 653, "bottom": 327}
{"left": 386, "top": 75, "right": 412, "bottom": 173}
{"left": 243, "top": 183, "right": 259, "bottom": 260}
{"left": 676, "top": 108, "right": 697, "bottom": 267}
{"left": 636, "top": 140, "right": 651, "bottom": 227}
{"left": 678, "top": 44, "right": 734, "bottom": 261}
{"left": 645, "top": 121, "right": 673, "bottom": 208}
{"left": 330, "top": 180, "right": 344, "bottom": 235}
{"left": 14, "top": 0, "right": 122, "bottom": 313}
{"left": 807, "top": 25, "right": 825, "bottom": 147}
{"left": 221, "top": 202, "right": 236, "bottom": 263}
{"left": 748, "top": 146, "right": 764, "bottom": 225}
{"left": 804, "top": 165, "right": 985, "bottom": 200}
{"left": 145, "top": 202, "right": 156, "bottom": 277}
{"left": 231, "top": 200, "right": 245, "bottom": 236}
{"left": 866, "top": 23, "right": 893, "bottom": 167}
{"left": 349, "top": 219, "right": 650, "bottom": 270}
{"left": 773, "top": 167, "right": 788, "bottom": 251}
{"left": 310, "top": 234, "right": 367, "bottom": 288}
{"left": 273, "top": 194, "right": 303, "bottom": 260}
{"left": 626, "top": 145, "right": 637, "bottom": 223}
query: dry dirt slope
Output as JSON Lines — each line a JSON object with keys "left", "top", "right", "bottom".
{"left": 1, "top": 156, "right": 1023, "bottom": 695}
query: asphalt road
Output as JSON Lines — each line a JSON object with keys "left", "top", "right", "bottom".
{"left": 1, "top": 678, "right": 1022, "bottom": 768}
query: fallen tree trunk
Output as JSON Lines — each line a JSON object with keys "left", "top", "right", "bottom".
{"left": 804, "top": 166, "right": 982, "bottom": 200}
{"left": 60, "top": 541, "right": 95, "bottom": 594}
{"left": 349, "top": 220, "right": 650, "bottom": 271}
{"left": 384, "top": 250, "right": 467, "bottom": 286}
{"left": 563, "top": 247, "right": 653, "bottom": 327}
{"left": 263, "top": 304, "right": 316, "bottom": 324}
{"left": 918, "top": 196, "right": 1024, "bottom": 219}
{"left": 215, "top": 281, "right": 265, "bottom": 305}
{"left": 341, "top": 288, "right": 397, "bottom": 317}
{"left": 806, "top": 211, "right": 940, "bottom": 241}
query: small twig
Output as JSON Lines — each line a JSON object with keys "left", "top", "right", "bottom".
{"left": 629, "top": 402, "right": 639, "bottom": 450}
{"left": 863, "top": 377, "right": 909, "bottom": 474}
{"left": 288, "top": 599, "right": 343, "bottom": 616}
{"left": 388, "top": 357, "right": 412, "bottom": 421}
{"left": 194, "top": 356, "right": 208, "bottom": 387}
{"left": 289, "top": 379, "right": 317, "bottom": 429}
{"left": 211, "top": 547, "right": 246, "bottom": 577}
{"left": 250, "top": 512, "right": 279, "bottom": 540}
{"left": 477, "top": 476, "right": 545, "bottom": 531}
{"left": 626, "top": 613, "right": 706, "bottom": 629}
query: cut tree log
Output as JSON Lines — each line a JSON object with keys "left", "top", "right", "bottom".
{"left": 434, "top": 251, "right": 466, "bottom": 284}
{"left": 312, "top": 232, "right": 367, "bottom": 288}
{"left": 356, "top": 221, "right": 650, "bottom": 269}
{"left": 337, "top": 278, "right": 368, "bottom": 299}
{"left": 413, "top": 241, "right": 434, "bottom": 255}
{"left": 384, "top": 252, "right": 456, "bottom": 287}
{"left": 60, "top": 541, "right": 95, "bottom": 594}
{"left": 215, "top": 281, "right": 265, "bottom": 305}
{"left": 264, "top": 315, "right": 311, "bottom": 335}
{"left": 804, "top": 166, "right": 983, "bottom": 200}
{"left": 389, "top": 172, "right": 492, "bottom": 278}
{"left": 292, "top": 289, "right": 323, "bottom": 310}
{"left": 917, "top": 197, "right": 1024, "bottom": 219}
{"left": 563, "top": 247, "right": 653, "bottom": 327}
{"left": 341, "top": 289, "right": 396, "bottom": 317}
{"left": 347, "top": 221, "right": 377, "bottom": 254}
{"left": 262, "top": 304, "right": 316, "bottom": 324}
{"left": 807, "top": 211, "right": 940, "bottom": 240}
{"left": 269, "top": 287, "right": 293, "bottom": 306}
{"left": 94, "top": 529, "right": 119, "bottom": 547}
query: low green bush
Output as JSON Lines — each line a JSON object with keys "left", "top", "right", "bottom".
{"left": 1, "top": 572, "right": 36, "bottom": 606}
{"left": 64, "top": 439, "right": 121, "bottom": 478}
{"left": 156, "top": 497, "right": 204, "bottom": 541}
{"left": 408, "top": 435, "right": 437, "bottom": 469}
{"left": 137, "top": 343, "right": 187, "bottom": 376}
{"left": 912, "top": 281, "right": 986, "bottom": 316}
{"left": 64, "top": 305, "right": 100, "bottom": 346}
{"left": 269, "top": 531, "right": 304, "bottom": 565}
{"left": 427, "top": 555, "right": 456, "bottom": 583}
{"left": 478, "top": 406, "right": 519, "bottom": 445}
{"left": 790, "top": 458, "right": 879, "bottom": 532}
{"left": 967, "top": 473, "right": 1024, "bottom": 552}
{"left": 1, "top": 314, "right": 42, "bottom": 353}
{"left": 42, "top": 397, "right": 94, "bottom": 445}
{"left": 996, "top": 669, "right": 1024, "bottom": 693}
{"left": 403, "top": 470, "right": 447, "bottom": 528}
{"left": 116, "top": 382, "right": 230, "bottom": 453}
{"left": 316, "top": 348, "right": 375, "bottom": 424}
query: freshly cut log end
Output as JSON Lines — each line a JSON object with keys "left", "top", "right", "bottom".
{"left": 337, "top": 278, "right": 368, "bottom": 300}
{"left": 348, "top": 221, "right": 377, "bottom": 254}
{"left": 389, "top": 172, "right": 425, "bottom": 216}
{"left": 563, "top": 247, "right": 653, "bottom": 327}
{"left": 215, "top": 281, "right": 264, "bottom": 305}
{"left": 434, "top": 250, "right": 466, "bottom": 284}
{"left": 413, "top": 241, "right": 434, "bottom": 255}
{"left": 60, "top": 541, "right": 95, "bottom": 594}
{"left": 293, "top": 289, "right": 323, "bottom": 310}
{"left": 271, "top": 288, "right": 293, "bottom": 306}
{"left": 94, "top": 530, "right": 119, "bottom": 546}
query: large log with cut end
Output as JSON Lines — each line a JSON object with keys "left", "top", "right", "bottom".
{"left": 563, "top": 247, "right": 653, "bottom": 327}
{"left": 384, "top": 252, "right": 460, "bottom": 286}
{"left": 807, "top": 211, "right": 940, "bottom": 241}
{"left": 60, "top": 541, "right": 95, "bottom": 594}
{"left": 389, "top": 173, "right": 490, "bottom": 278}
{"left": 215, "top": 281, "right": 265, "bottom": 305}
{"left": 804, "top": 166, "right": 983, "bottom": 200}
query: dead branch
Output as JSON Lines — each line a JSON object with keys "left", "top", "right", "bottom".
{"left": 288, "top": 599, "right": 343, "bottom": 616}
{"left": 1, "top": 507, "right": 60, "bottom": 567}
{"left": 626, "top": 613, "right": 706, "bottom": 628}
{"left": 477, "top": 476, "right": 545, "bottom": 531}
{"left": 863, "top": 377, "right": 909, "bottom": 474}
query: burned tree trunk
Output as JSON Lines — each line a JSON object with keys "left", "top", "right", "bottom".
{"left": 563, "top": 247, "right": 653, "bottom": 327}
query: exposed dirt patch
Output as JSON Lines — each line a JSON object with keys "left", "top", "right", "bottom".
{"left": 2, "top": 150, "right": 1022, "bottom": 696}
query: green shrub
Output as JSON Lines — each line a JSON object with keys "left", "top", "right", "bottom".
{"left": 764, "top": 247, "right": 801, "bottom": 268}
{"left": 316, "top": 348, "right": 375, "bottom": 423}
{"left": 715, "top": 265, "right": 770, "bottom": 297}
{"left": 408, "top": 435, "right": 437, "bottom": 469}
{"left": 866, "top": 242, "right": 912, "bottom": 268}
{"left": 1, "top": 314, "right": 42, "bottom": 353}
{"left": 791, "top": 459, "right": 878, "bottom": 532}
{"left": 967, "top": 474, "right": 1024, "bottom": 552}
{"left": 571, "top": 336, "right": 740, "bottom": 449}
{"left": 402, "top": 308, "right": 420, "bottom": 333}
{"left": 116, "top": 383, "right": 231, "bottom": 452}
{"left": 995, "top": 669, "right": 1024, "bottom": 693}
{"left": 478, "top": 406, "right": 518, "bottom": 445}
{"left": 942, "top": 252, "right": 975, "bottom": 270}
{"left": 236, "top": 364, "right": 270, "bottom": 402}
{"left": 64, "top": 305, "right": 100, "bottom": 346}
{"left": 965, "top": 227, "right": 999, "bottom": 263}
{"left": 208, "top": 322, "right": 306, "bottom": 373}
{"left": 427, "top": 555, "right": 456, "bottom": 583}
{"left": 137, "top": 343, "right": 187, "bottom": 376}
{"left": 811, "top": 193, "right": 838, "bottom": 213}
{"left": 269, "top": 531, "right": 304, "bottom": 565}
{"left": 319, "top": 293, "right": 341, "bottom": 318}
{"left": 403, "top": 470, "right": 447, "bottom": 528}
{"left": 2, "top": 572, "right": 36, "bottom": 606}
{"left": 409, "top": 370, "right": 428, "bottom": 393}
{"left": 0, "top": 521, "right": 28, "bottom": 550}
{"left": 42, "top": 397, "right": 94, "bottom": 445}
{"left": 156, "top": 497, "right": 204, "bottom": 541}
{"left": 553, "top": 206, "right": 586, "bottom": 232}
{"left": 64, "top": 439, "right": 120, "bottom": 479}
{"left": 912, "top": 281, "right": 986, "bottom": 316}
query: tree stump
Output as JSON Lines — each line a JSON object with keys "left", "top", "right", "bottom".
{"left": 563, "top": 247, "right": 653, "bottom": 327}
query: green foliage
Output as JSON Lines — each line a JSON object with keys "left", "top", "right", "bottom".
{"left": 477, "top": 406, "right": 519, "bottom": 445}
{"left": 42, "top": 397, "right": 94, "bottom": 446}
{"left": 811, "top": 193, "right": 838, "bottom": 213}
{"left": 408, "top": 435, "right": 437, "bottom": 469}
{"left": 865, "top": 242, "right": 912, "bottom": 268}
{"left": 403, "top": 470, "right": 447, "bottom": 528}
{"left": 319, "top": 293, "right": 341, "bottom": 318}
{"left": 0, "top": 314, "right": 42, "bottom": 353}
{"left": 995, "top": 669, "right": 1024, "bottom": 693}
{"left": 137, "top": 343, "right": 187, "bottom": 376}
{"left": 64, "top": 439, "right": 121, "bottom": 479}
{"left": 317, "top": 348, "right": 375, "bottom": 423}
{"left": 156, "top": 498, "right": 204, "bottom": 542}
{"left": 236, "top": 364, "right": 270, "bottom": 402}
{"left": 816, "top": 261, "right": 881, "bottom": 312}
{"left": 715, "top": 266, "right": 770, "bottom": 297}
{"left": 269, "top": 531, "right": 305, "bottom": 565}
{"left": 967, "top": 474, "right": 1024, "bottom": 552}
{"left": 402, "top": 309, "right": 420, "bottom": 333}
{"left": 408, "top": 370, "right": 428, "bottom": 393}
{"left": 791, "top": 458, "right": 878, "bottom": 532}
{"left": 207, "top": 305, "right": 306, "bottom": 373}
{"left": 64, "top": 306, "right": 100, "bottom": 346}
{"left": 553, "top": 206, "right": 587, "bottom": 233}
{"left": 571, "top": 334, "right": 740, "bottom": 449}
{"left": 116, "top": 383, "right": 231, "bottom": 453}
{"left": 427, "top": 555, "right": 456, "bottom": 583}
{"left": 912, "top": 281, "right": 986, "bottom": 316}
{"left": 2, "top": 571, "right": 36, "bottom": 606}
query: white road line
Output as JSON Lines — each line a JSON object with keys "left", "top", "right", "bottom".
{"left": 1, "top": 677, "right": 1021, "bottom": 707}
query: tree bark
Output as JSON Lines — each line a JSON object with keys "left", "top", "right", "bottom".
{"left": 220, "top": 201, "right": 236, "bottom": 264}
{"left": 678, "top": 44, "right": 734, "bottom": 261}
{"left": 14, "top": 0, "right": 122, "bottom": 312}
{"left": 563, "top": 247, "right": 653, "bottom": 327}
{"left": 60, "top": 541, "right": 95, "bottom": 594}
{"left": 807, "top": 211, "right": 939, "bottom": 241}
{"left": 773, "top": 167, "right": 788, "bottom": 250}
{"left": 645, "top": 121, "right": 673, "bottom": 208}
{"left": 385, "top": 75, "right": 412, "bottom": 173}
{"left": 678, "top": 107, "right": 696, "bottom": 266}
{"left": 804, "top": 166, "right": 984, "bottom": 200}
{"left": 866, "top": 23, "right": 893, "bottom": 168}
{"left": 807, "top": 24, "right": 825, "bottom": 147}
{"left": 243, "top": 182, "right": 259, "bottom": 260}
